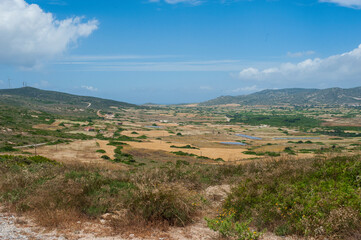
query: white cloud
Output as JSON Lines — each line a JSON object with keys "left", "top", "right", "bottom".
{"left": 287, "top": 50, "right": 315, "bottom": 58}
{"left": 230, "top": 85, "right": 259, "bottom": 93}
{"left": 238, "top": 44, "right": 361, "bottom": 84}
{"left": 319, "top": 0, "right": 361, "bottom": 8}
{"left": 81, "top": 85, "right": 98, "bottom": 92}
{"left": 0, "top": 0, "right": 98, "bottom": 67}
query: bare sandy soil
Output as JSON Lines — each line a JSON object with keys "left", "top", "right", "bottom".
{"left": 69, "top": 130, "right": 98, "bottom": 136}
{"left": 97, "top": 140, "right": 116, "bottom": 158}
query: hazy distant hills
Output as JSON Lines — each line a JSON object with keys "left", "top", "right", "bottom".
{"left": 200, "top": 87, "right": 361, "bottom": 106}
{"left": 0, "top": 87, "right": 136, "bottom": 112}
{"left": 1, "top": 86, "right": 360, "bottom": 111}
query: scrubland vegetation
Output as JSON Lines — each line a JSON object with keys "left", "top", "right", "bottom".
{"left": 1, "top": 154, "right": 361, "bottom": 239}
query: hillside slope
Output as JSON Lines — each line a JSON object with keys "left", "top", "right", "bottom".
{"left": 0, "top": 87, "right": 136, "bottom": 113}
{"left": 200, "top": 87, "right": 361, "bottom": 106}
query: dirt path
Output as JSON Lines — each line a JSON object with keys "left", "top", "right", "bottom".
{"left": 14, "top": 143, "right": 47, "bottom": 149}
{"left": 0, "top": 203, "right": 298, "bottom": 240}
{"left": 0, "top": 208, "right": 66, "bottom": 240}
{"left": 0, "top": 211, "right": 215, "bottom": 240}
{"left": 97, "top": 110, "right": 104, "bottom": 118}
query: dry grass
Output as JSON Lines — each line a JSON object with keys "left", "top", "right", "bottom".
{"left": 126, "top": 139, "right": 251, "bottom": 161}
{"left": 28, "top": 140, "right": 124, "bottom": 170}
{"left": 121, "top": 130, "right": 173, "bottom": 138}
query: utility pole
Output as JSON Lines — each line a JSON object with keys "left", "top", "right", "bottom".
{"left": 8, "top": 78, "right": 11, "bottom": 88}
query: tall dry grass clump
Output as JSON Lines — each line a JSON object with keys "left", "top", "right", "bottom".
{"left": 125, "top": 182, "right": 198, "bottom": 226}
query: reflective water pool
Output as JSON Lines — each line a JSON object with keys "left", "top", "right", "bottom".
{"left": 220, "top": 142, "right": 247, "bottom": 146}
{"left": 236, "top": 134, "right": 262, "bottom": 140}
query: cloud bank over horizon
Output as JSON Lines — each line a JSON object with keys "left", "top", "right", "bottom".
{"left": 238, "top": 44, "right": 361, "bottom": 85}
{"left": 320, "top": 0, "right": 361, "bottom": 8}
{"left": 0, "top": 0, "right": 98, "bottom": 67}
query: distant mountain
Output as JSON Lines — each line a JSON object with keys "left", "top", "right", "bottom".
{"left": 0, "top": 87, "right": 136, "bottom": 113}
{"left": 200, "top": 87, "right": 361, "bottom": 106}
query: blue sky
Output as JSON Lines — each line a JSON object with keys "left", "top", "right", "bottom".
{"left": 1, "top": 0, "right": 361, "bottom": 104}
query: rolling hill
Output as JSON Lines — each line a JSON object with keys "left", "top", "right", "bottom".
{"left": 200, "top": 87, "right": 361, "bottom": 106}
{"left": 0, "top": 87, "right": 136, "bottom": 113}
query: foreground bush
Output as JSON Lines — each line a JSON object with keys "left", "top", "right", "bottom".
{"left": 206, "top": 211, "right": 263, "bottom": 240}
{"left": 222, "top": 155, "right": 361, "bottom": 239}
{"left": 0, "top": 155, "right": 129, "bottom": 226}
{"left": 125, "top": 182, "right": 198, "bottom": 226}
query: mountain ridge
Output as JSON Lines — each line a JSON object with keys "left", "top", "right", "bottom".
{"left": 0, "top": 87, "right": 136, "bottom": 112}
{"left": 200, "top": 87, "right": 361, "bottom": 106}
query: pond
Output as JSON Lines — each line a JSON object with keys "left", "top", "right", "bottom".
{"left": 273, "top": 137, "right": 320, "bottom": 140}
{"left": 146, "top": 126, "right": 162, "bottom": 129}
{"left": 236, "top": 134, "right": 262, "bottom": 140}
{"left": 220, "top": 142, "right": 247, "bottom": 146}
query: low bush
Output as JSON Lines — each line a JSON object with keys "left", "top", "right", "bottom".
{"left": 243, "top": 151, "right": 280, "bottom": 157}
{"left": 170, "top": 144, "right": 199, "bottom": 149}
{"left": 0, "top": 146, "right": 18, "bottom": 152}
{"left": 125, "top": 182, "right": 198, "bottom": 226}
{"left": 223, "top": 155, "right": 361, "bottom": 238}
{"left": 206, "top": 211, "right": 263, "bottom": 240}
{"left": 171, "top": 151, "right": 197, "bottom": 157}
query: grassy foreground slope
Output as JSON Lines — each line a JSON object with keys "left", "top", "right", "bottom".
{"left": 1, "top": 154, "right": 361, "bottom": 239}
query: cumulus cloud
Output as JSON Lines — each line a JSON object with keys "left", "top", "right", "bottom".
{"left": 319, "top": 0, "right": 361, "bottom": 8}
{"left": 81, "top": 85, "right": 98, "bottom": 92}
{"left": 0, "top": 0, "right": 98, "bottom": 67}
{"left": 238, "top": 44, "right": 361, "bottom": 84}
